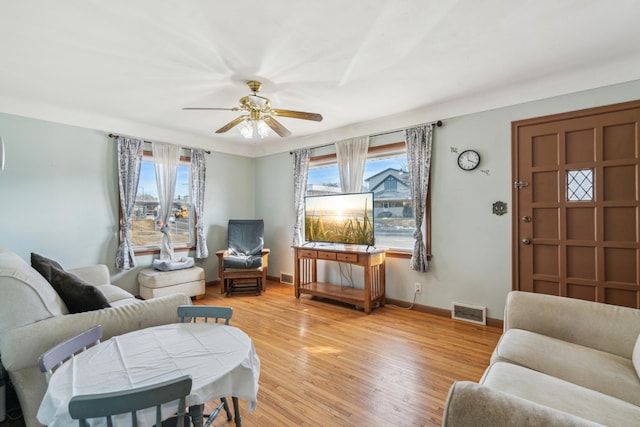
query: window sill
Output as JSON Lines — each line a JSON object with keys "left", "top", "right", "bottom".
{"left": 134, "top": 246, "right": 194, "bottom": 256}
{"left": 385, "top": 249, "right": 432, "bottom": 260}
{"left": 385, "top": 250, "right": 411, "bottom": 258}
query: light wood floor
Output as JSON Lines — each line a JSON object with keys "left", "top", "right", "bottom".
{"left": 0, "top": 281, "right": 502, "bottom": 427}
{"left": 198, "top": 281, "right": 502, "bottom": 427}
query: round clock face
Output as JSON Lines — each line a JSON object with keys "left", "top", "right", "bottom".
{"left": 457, "top": 149, "right": 480, "bottom": 171}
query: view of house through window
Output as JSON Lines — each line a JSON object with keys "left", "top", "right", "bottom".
{"left": 307, "top": 146, "right": 415, "bottom": 250}
{"left": 130, "top": 160, "right": 193, "bottom": 250}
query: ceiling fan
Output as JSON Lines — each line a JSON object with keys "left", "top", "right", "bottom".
{"left": 182, "top": 81, "right": 323, "bottom": 138}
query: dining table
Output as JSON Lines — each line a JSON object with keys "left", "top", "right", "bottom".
{"left": 36, "top": 322, "right": 260, "bottom": 427}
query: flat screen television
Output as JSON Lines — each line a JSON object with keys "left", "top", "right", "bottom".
{"left": 304, "top": 192, "right": 375, "bottom": 246}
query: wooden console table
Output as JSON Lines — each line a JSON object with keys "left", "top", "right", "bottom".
{"left": 292, "top": 245, "right": 386, "bottom": 314}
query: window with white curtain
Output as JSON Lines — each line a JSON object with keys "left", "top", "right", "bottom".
{"left": 123, "top": 147, "right": 195, "bottom": 253}
{"left": 307, "top": 141, "right": 428, "bottom": 252}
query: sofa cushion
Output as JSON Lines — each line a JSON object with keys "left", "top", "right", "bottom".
{"left": 482, "top": 362, "right": 640, "bottom": 427}
{"left": 0, "top": 249, "right": 66, "bottom": 335}
{"left": 96, "top": 284, "right": 135, "bottom": 303}
{"left": 68, "top": 264, "right": 111, "bottom": 286}
{"left": 30, "top": 252, "right": 64, "bottom": 283}
{"left": 492, "top": 328, "right": 640, "bottom": 406}
{"left": 504, "top": 291, "right": 640, "bottom": 359}
{"left": 49, "top": 267, "right": 111, "bottom": 314}
{"left": 443, "top": 381, "right": 604, "bottom": 427}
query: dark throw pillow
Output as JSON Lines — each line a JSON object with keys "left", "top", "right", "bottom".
{"left": 31, "top": 252, "right": 64, "bottom": 283}
{"left": 49, "top": 266, "right": 111, "bottom": 314}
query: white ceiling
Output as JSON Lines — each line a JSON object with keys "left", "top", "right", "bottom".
{"left": 1, "top": 1, "right": 640, "bottom": 157}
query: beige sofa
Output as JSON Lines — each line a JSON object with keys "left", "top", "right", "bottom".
{"left": 0, "top": 248, "right": 192, "bottom": 427}
{"left": 442, "top": 291, "right": 640, "bottom": 426}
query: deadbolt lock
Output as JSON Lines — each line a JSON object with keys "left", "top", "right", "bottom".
{"left": 522, "top": 216, "right": 532, "bottom": 223}
{"left": 522, "top": 237, "right": 532, "bottom": 245}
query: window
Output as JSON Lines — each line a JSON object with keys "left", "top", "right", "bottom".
{"left": 307, "top": 141, "right": 429, "bottom": 253}
{"left": 384, "top": 177, "right": 397, "bottom": 192}
{"left": 567, "top": 169, "right": 594, "bottom": 201}
{"left": 126, "top": 150, "right": 194, "bottom": 253}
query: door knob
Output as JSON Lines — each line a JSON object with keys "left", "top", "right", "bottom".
{"left": 522, "top": 237, "right": 532, "bottom": 245}
{"left": 522, "top": 216, "right": 532, "bottom": 223}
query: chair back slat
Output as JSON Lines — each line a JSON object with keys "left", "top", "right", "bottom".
{"left": 68, "top": 375, "right": 192, "bottom": 427}
{"left": 38, "top": 325, "right": 103, "bottom": 375}
{"left": 177, "top": 305, "right": 232, "bottom": 325}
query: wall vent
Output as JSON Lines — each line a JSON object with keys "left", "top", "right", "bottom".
{"left": 280, "top": 272, "right": 294, "bottom": 285}
{"left": 452, "top": 302, "right": 487, "bottom": 325}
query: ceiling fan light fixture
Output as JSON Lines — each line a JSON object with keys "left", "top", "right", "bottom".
{"left": 185, "top": 80, "right": 321, "bottom": 138}
{"left": 238, "top": 118, "right": 271, "bottom": 139}
{"left": 256, "top": 120, "right": 270, "bottom": 138}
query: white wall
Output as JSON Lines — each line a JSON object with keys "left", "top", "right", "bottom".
{"left": 255, "top": 80, "right": 640, "bottom": 320}
{"left": 0, "top": 113, "right": 256, "bottom": 294}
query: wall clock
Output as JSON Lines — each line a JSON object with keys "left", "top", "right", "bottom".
{"left": 457, "top": 149, "right": 480, "bottom": 171}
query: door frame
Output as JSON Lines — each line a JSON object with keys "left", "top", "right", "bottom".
{"left": 511, "top": 99, "right": 640, "bottom": 292}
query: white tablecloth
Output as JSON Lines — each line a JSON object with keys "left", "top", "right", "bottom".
{"left": 37, "top": 323, "right": 260, "bottom": 427}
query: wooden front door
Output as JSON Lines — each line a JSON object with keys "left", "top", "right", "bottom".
{"left": 512, "top": 100, "right": 640, "bottom": 308}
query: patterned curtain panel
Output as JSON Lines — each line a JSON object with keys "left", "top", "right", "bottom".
{"left": 292, "top": 148, "right": 311, "bottom": 246}
{"left": 336, "top": 136, "right": 369, "bottom": 193}
{"left": 152, "top": 142, "right": 181, "bottom": 260}
{"left": 115, "top": 137, "right": 143, "bottom": 270}
{"left": 190, "top": 149, "right": 208, "bottom": 258}
{"left": 405, "top": 125, "right": 433, "bottom": 272}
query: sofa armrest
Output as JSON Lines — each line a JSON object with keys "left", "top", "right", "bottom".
{"left": 0, "top": 293, "right": 191, "bottom": 372}
{"left": 442, "top": 381, "right": 603, "bottom": 427}
{"left": 67, "top": 264, "right": 111, "bottom": 285}
{"left": 503, "top": 291, "right": 640, "bottom": 358}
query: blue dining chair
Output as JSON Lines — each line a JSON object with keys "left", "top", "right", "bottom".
{"left": 68, "top": 375, "right": 192, "bottom": 427}
{"left": 38, "top": 325, "right": 103, "bottom": 378}
{"left": 176, "top": 305, "right": 239, "bottom": 427}
{"left": 177, "top": 305, "right": 233, "bottom": 325}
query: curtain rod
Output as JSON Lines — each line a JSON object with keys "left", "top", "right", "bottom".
{"left": 289, "top": 120, "right": 442, "bottom": 154}
{"left": 107, "top": 133, "right": 211, "bottom": 155}
{"left": 370, "top": 119, "right": 442, "bottom": 139}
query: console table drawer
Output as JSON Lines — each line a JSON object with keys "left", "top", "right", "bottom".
{"left": 337, "top": 253, "right": 358, "bottom": 263}
{"left": 299, "top": 249, "right": 317, "bottom": 258}
{"left": 317, "top": 251, "right": 337, "bottom": 260}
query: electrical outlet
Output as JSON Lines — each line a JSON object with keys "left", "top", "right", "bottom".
{"left": 414, "top": 282, "right": 422, "bottom": 294}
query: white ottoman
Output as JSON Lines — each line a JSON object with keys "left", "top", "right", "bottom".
{"left": 138, "top": 267, "right": 205, "bottom": 299}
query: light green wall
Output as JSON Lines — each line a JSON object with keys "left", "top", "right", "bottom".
{"left": 255, "top": 80, "right": 640, "bottom": 320}
{"left": 0, "top": 113, "right": 255, "bottom": 294}
{"left": 2, "top": 80, "right": 639, "bottom": 315}
{"left": 254, "top": 151, "right": 294, "bottom": 273}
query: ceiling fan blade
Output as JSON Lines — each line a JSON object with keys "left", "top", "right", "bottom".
{"left": 182, "top": 107, "right": 240, "bottom": 111}
{"left": 271, "top": 109, "right": 323, "bottom": 122}
{"left": 263, "top": 116, "right": 292, "bottom": 137}
{"left": 215, "top": 116, "right": 247, "bottom": 133}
